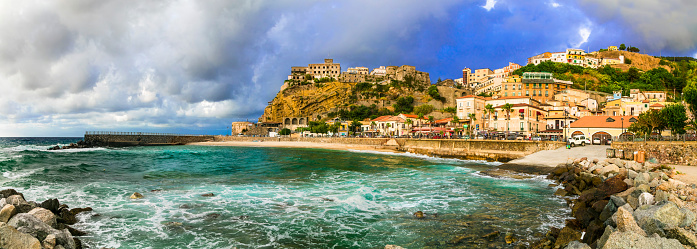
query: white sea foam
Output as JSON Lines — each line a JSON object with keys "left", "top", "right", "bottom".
{"left": 2, "top": 168, "right": 41, "bottom": 180}
{"left": 347, "top": 149, "right": 503, "bottom": 166}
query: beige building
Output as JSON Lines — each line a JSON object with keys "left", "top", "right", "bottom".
{"left": 288, "top": 59, "right": 341, "bottom": 81}
{"left": 565, "top": 116, "right": 638, "bottom": 144}
{"left": 553, "top": 89, "right": 610, "bottom": 111}
{"left": 487, "top": 103, "right": 547, "bottom": 135}
{"left": 456, "top": 95, "right": 487, "bottom": 131}
{"left": 497, "top": 72, "right": 572, "bottom": 103}
{"left": 527, "top": 52, "right": 567, "bottom": 65}
{"left": 231, "top": 121, "right": 253, "bottom": 135}
{"left": 600, "top": 55, "right": 625, "bottom": 66}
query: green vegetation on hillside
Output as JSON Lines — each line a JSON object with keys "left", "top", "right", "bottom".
{"left": 328, "top": 104, "right": 393, "bottom": 121}
{"left": 513, "top": 60, "right": 697, "bottom": 97}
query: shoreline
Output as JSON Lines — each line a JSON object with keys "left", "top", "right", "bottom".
{"left": 187, "top": 141, "right": 400, "bottom": 153}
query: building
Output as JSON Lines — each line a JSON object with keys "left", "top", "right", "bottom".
{"left": 629, "top": 89, "right": 667, "bottom": 102}
{"left": 487, "top": 103, "right": 547, "bottom": 136}
{"left": 288, "top": 59, "right": 341, "bottom": 81}
{"left": 347, "top": 67, "right": 369, "bottom": 75}
{"left": 231, "top": 121, "right": 253, "bottom": 135}
{"left": 456, "top": 95, "right": 487, "bottom": 132}
{"left": 371, "top": 66, "right": 387, "bottom": 76}
{"left": 565, "top": 116, "right": 638, "bottom": 144}
{"left": 527, "top": 52, "right": 567, "bottom": 65}
{"left": 600, "top": 55, "right": 625, "bottom": 66}
{"left": 608, "top": 46, "right": 619, "bottom": 51}
{"left": 370, "top": 115, "right": 411, "bottom": 137}
{"left": 493, "top": 62, "right": 522, "bottom": 78}
{"left": 498, "top": 72, "right": 573, "bottom": 103}
{"left": 553, "top": 89, "right": 610, "bottom": 111}
{"left": 566, "top": 49, "right": 586, "bottom": 66}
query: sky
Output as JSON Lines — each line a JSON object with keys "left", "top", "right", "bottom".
{"left": 1, "top": 0, "right": 697, "bottom": 136}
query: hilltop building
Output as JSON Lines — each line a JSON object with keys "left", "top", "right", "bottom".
{"left": 288, "top": 59, "right": 341, "bottom": 80}
{"left": 527, "top": 48, "right": 624, "bottom": 69}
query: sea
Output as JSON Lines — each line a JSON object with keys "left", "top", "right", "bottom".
{"left": 0, "top": 137, "right": 570, "bottom": 249}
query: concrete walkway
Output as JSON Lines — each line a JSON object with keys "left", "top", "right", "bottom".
{"left": 507, "top": 145, "right": 610, "bottom": 167}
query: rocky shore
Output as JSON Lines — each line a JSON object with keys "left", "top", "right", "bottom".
{"left": 47, "top": 140, "right": 94, "bottom": 150}
{"left": 0, "top": 189, "right": 91, "bottom": 249}
{"left": 531, "top": 157, "right": 697, "bottom": 249}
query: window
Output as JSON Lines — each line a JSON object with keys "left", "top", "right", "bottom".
{"left": 545, "top": 91, "right": 549, "bottom": 97}
{"left": 526, "top": 91, "right": 529, "bottom": 96}
{"left": 520, "top": 122, "right": 524, "bottom": 131}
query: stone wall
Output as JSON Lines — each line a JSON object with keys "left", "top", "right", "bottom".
{"left": 213, "top": 136, "right": 564, "bottom": 162}
{"left": 400, "top": 139, "right": 565, "bottom": 162}
{"left": 612, "top": 141, "right": 697, "bottom": 166}
{"left": 85, "top": 134, "right": 214, "bottom": 146}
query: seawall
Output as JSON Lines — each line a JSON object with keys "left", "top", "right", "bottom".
{"left": 612, "top": 141, "right": 697, "bottom": 166}
{"left": 211, "top": 136, "right": 565, "bottom": 162}
{"left": 85, "top": 133, "right": 214, "bottom": 146}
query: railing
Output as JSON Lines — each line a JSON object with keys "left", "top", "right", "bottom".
{"left": 85, "top": 131, "right": 209, "bottom": 136}
{"left": 614, "top": 133, "right": 697, "bottom": 142}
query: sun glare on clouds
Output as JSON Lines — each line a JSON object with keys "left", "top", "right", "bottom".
{"left": 482, "top": 0, "right": 497, "bottom": 11}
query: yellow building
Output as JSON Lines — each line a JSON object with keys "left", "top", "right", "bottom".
{"left": 608, "top": 46, "right": 618, "bottom": 51}
{"left": 566, "top": 49, "right": 586, "bottom": 66}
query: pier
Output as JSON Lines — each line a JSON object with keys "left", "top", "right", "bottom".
{"left": 84, "top": 131, "right": 214, "bottom": 146}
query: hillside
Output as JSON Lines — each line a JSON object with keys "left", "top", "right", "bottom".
{"left": 259, "top": 79, "right": 471, "bottom": 123}
{"left": 588, "top": 51, "right": 670, "bottom": 72}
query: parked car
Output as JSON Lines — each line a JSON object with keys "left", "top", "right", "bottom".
{"left": 532, "top": 136, "right": 542, "bottom": 141}
{"left": 568, "top": 135, "right": 591, "bottom": 146}
{"left": 593, "top": 138, "right": 601, "bottom": 145}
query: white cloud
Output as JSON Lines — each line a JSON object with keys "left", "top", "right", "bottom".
{"left": 550, "top": 1, "right": 561, "bottom": 8}
{"left": 572, "top": 26, "right": 592, "bottom": 49}
{"left": 482, "top": 0, "right": 497, "bottom": 11}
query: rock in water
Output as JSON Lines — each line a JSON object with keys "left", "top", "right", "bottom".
{"left": 0, "top": 222, "right": 42, "bottom": 249}
{"left": 40, "top": 199, "right": 60, "bottom": 213}
{"left": 201, "top": 193, "right": 215, "bottom": 197}
{"left": 554, "top": 226, "right": 581, "bottom": 248}
{"left": 413, "top": 211, "right": 424, "bottom": 219}
{"left": 564, "top": 240, "right": 590, "bottom": 249}
{"left": 28, "top": 207, "right": 57, "bottom": 228}
{"left": 0, "top": 189, "right": 23, "bottom": 199}
{"left": 7, "top": 213, "right": 75, "bottom": 249}
{"left": 6, "top": 195, "right": 28, "bottom": 206}
{"left": 0, "top": 204, "right": 17, "bottom": 223}
{"left": 129, "top": 192, "right": 144, "bottom": 199}
{"left": 384, "top": 245, "right": 405, "bottom": 249}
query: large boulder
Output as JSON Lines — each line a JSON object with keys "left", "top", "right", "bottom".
{"left": 680, "top": 208, "right": 695, "bottom": 228}
{"left": 0, "top": 204, "right": 17, "bottom": 223}
{"left": 601, "top": 230, "right": 684, "bottom": 249}
{"left": 665, "top": 227, "right": 697, "bottom": 248}
{"left": 564, "top": 240, "right": 590, "bottom": 249}
{"left": 599, "top": 164, "right": 620, "bottom": 176}
{"left": 554, "top": 226, "right": 582, "bottom": 248}
{"left": 612, "top": 206, "right": 646, "bottom": 236}
{"left": 634, "top": 173, "right": 649, "bottom": 186}
{"left": 6, "top": 195, "right": 27, "bottom": 206}
{"left": 28, "top": 207, "right": 57, "bottom": 228}
{"left": 0, "top": 189, "right": 23, "bottom": 199}
{"left": 7, "top": 213, "right": 75, "bottom": 249}
{"left": 638, "top": 192, "right": 654, "bottom": 207}
{"left": 40, "top": 199, "right": 60, "bottom": 214}
{"left": 634, "top": 202, "right": 684, "bottom": 236}
{"left": 0, "top": 222, "right": 41, "bottom": 249}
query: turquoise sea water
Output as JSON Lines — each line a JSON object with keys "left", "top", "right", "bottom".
{"left": 0, "top": 137, "right": 570, "bottom": 248}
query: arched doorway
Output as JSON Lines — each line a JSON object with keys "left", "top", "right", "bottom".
{"left": 284, "top": 118, "right": 291, "bottom": 125}
{"left": 592, "top": 131, "right": 612, "bottom": 145}
{"left": 292, "top": 118, "right": 298, "bottom": 125}
{"left": 571, "top": 131, "right": 585, "bottom": 137}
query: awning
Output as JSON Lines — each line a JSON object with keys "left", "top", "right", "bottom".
{"left": 537, "top": 111, "right": 542, "bottom": 115}
{"left": 519, "top": 109, "right": 524, "bottom": 113}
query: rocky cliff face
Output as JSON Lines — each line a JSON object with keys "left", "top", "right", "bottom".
{"left": 259, "top": 78, "right": 471, "bottom": 123}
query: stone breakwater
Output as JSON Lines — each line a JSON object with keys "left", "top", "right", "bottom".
{"left": 0, "top": 189, "right": 91, "bottom": 249}
{"left": 533, "top": 157, "right": 697, "bottom": 249}
{"left": 613, "top": 141, "right": 697, "bottom": 166}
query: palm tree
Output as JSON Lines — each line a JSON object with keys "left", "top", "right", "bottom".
{"left": 418, "top": 113, "right": 425, "bottom": 138}
{"left": 385, "top": 123, "right": 392, "bottom": 137}
{"left": 405, "top": 119, "right": 414, "bottom": 137}
{"left": 485, "top": 104, "right": 495, "bottom": 131}
{"left": 468, "top": 113, "right": 477, "bottom": 137}
{"left": 502, "top": 103, "right": 513, "bottom": 134}
{"left": 428, "top": 116, "right": 435, "bottom": 138}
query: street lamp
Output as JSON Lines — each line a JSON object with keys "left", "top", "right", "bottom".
{"left": 621, "top": 117, "right": 624, "bottom": 141}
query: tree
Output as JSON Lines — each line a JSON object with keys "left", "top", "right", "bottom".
{"left": 405, "top": 119, "right": 414, "bottom": 136}
{"left": 619, "top": 44, "right": 626, "bottom": 51}
{"left": 437, "top": 77, "right": 442, "bottom": 83}
{"left": 443, "top": 107, "right": 456, "bottom": 116}
{"left": 393, "top": 96, "right": 415, "bottom": 114}
{"left": 502, "top": 103, "right": 514, "bottom": 132}
{"left": 385, "top": 123, "right": 392, "bottom": 137}
{"left": 330, "top": 122, "right": 341, "bottom": 135}
{"left": 485, "top": 104, "right": 495, "bottom": 129}
{"left": 414, "top": 104, "right": 434, "bottom": 117}
{"left": 661, "top": 103, "right": 688, "bottom": 135}
{"left": 350, "top": 120, "right": 363, "bottom": 136}
{"left": 683, "top": 80, "right": 697, "bottom": 117}
{"left": 628, "top": 46, "right": 640, "bottom": 53}
{"left": 468, "top": 113, "right": 477, "bottom": 136}
{"left": 628, "top": 109, "right": 665, "bottom": 138}
{"left": 279, "top": 128, "right": 291, "bottom": 136}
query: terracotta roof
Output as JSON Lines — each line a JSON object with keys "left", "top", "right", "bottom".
{"left": 435, "top": 118, "right": 453, "bottom": 123}
{"left": 642, "top": 100, "right": 650, "bottom": 103}
{"left": 650, "top": 103, "right": 664, "bottom": 108}
{"left": 371, "top": 115, "right": 392, "bottom": 122}
{"left": 569, "top": 116, "right": 636, "bottom": 129}
{"left": 401, "top": 114, "right": 419, "bottom": 118}
{"left": 456, "top": 95, "right": 486, "bottom": 100}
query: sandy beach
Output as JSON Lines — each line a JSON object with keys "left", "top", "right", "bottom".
{"left": 188, "top": 141, "right": 400, "bottom": 153}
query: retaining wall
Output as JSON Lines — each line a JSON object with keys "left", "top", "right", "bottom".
{"left": 213, "top": 136, "right": 564, "bottom": 162}
{"left": 612, "top": 141, "right": 697, "bottom": 166}
{"left": 85, "top": 134, "right": 214, "bottom": 146}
